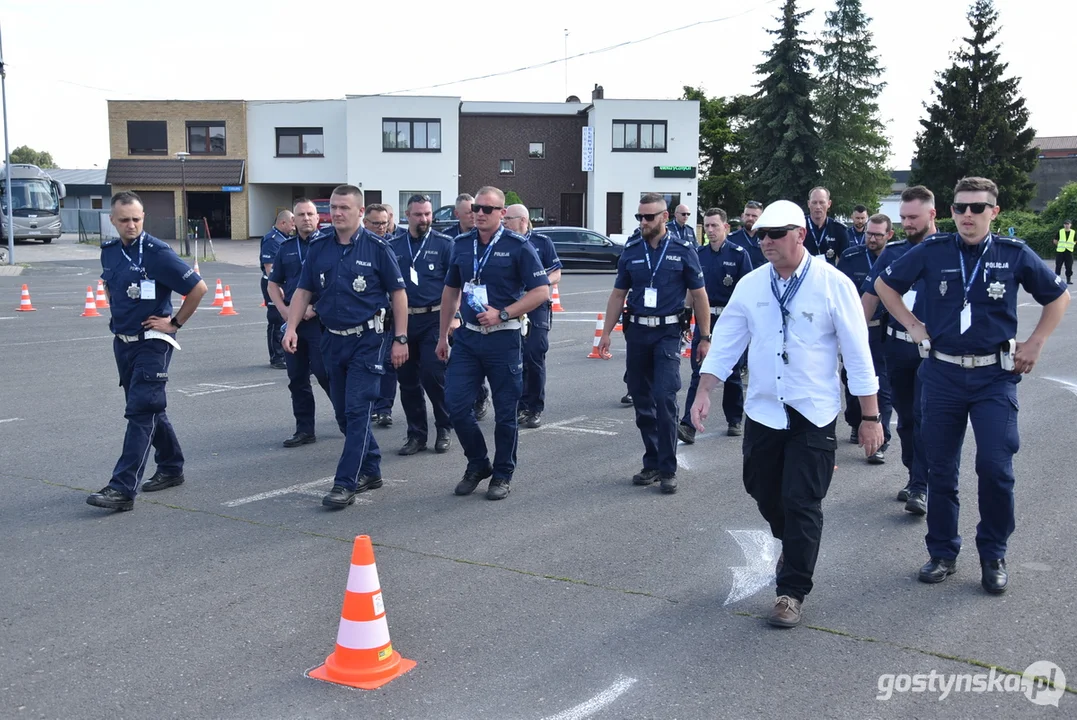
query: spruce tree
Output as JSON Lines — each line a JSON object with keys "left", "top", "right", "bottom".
{"left": 744, "top": 0, "right": 821, "bottom": 204}
{"left": 683, "top": 86, "right": 751, "bottom": 213}
{"left": 814, "top": 0, "right": 891, "bottom": 215}
{"left": 910, "top": 0, "right": 1037, "bottom": 213}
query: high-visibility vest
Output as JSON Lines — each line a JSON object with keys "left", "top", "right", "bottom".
{"left": 1059, "top": 229, "right": 1076, "bottom": 252}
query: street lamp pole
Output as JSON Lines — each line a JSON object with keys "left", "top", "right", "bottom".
{"left": 175, "top": 151, "right": 189, "bottom": 255}
{"left": 1, "top": 23, "right": 15, "bottom": 265}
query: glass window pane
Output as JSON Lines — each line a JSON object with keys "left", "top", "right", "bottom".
{"left": 278, "top": 134, "right": 300, "bottom": 155}
{"left": 302, "top": 132, "right": 324, "bottom": 155}
{"left": 624, "top": 123, "right": 638, "bottom": 149}
{"left": 414, "top": 122, "right": 427, "bottom": 149}
{"left": 209, "top": 126, "right": 226, "bottom": 153}
{"left": 640, "top": 124, "right": 653, "bottom": 149}
{"left": 612, "top": 122, "right": 624, "bottom": 149}
{"left": 396, "top": 123, "right": 410, "bottom": 149}
{"left": 499, "top": 159, "right": 514, "bottom": 174}
{"left": 653, "top": 123, "right": 666, "bottom": 149}
{"left": 188, "top": 126, "right": 207, "bottom": 152}
{"left": 529, "top": 142, "right": 544, "bottom": 158}
{"left": 428, "top": 122, "right": 441, "bottom": 149}
{"left": 382, "top": 121, "right": 395, "bottom": 149}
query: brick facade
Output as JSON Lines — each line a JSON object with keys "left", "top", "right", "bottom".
{"left": 107, "top": 100, "right": 249, "bottom": 239}
{"left": 458, "top": 113, "right": 587, "bottom": 226}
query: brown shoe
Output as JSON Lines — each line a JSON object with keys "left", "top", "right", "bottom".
{"left": 767, "top": 595, "right": 802, "bottom": 628}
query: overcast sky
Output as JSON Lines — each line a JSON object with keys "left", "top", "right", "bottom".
{"left": 2, "top": 0, "right": 1071, "bottom": 171}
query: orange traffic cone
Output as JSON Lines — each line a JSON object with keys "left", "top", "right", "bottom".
{"left": 16, "top": 284, "right": 35, "bottom": 312}
{"left": 614, "top": 306, "right": 624, "bottom": 333}
{"left": 681, "top": 314, "right": 696, "bottom": 358}
{"left": 586, "top": 313, "right": 604, "bottom": 359}
{"left": 307, "top": 535, "right": 416, "bottom": 690}
{"left": 81, "top": 286, "right": 101, "bottom": 317}
{"left": 550, "top": 284, "right": 564, "bottom": 312}
{"left": 211, "top": 279, "right": 225, "bottom": 306}
{"left": 218, "top": 286, "right": 239, "bottom": 316}
{"left": 95, "top": 279, "right": 110, "bottom": 308}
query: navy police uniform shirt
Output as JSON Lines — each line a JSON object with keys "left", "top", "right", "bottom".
{"left": 260, "top": 227, "right": 288, "bottom": 278}
{"left": 666, "top": 220, "right": 698, "bottom": 245}
{"left": 296, "top": 228, "right": 406, "bottom": 331}
{"left": 698, "top": 239, "right": 752, "bottom": 307}
{"left": 804, "top": 216, "right": 850, "bottom": 264}
{"left": 442, "top": 222, "right": 466, "bottom": 240}
{"left": 726, "top": 228, "right": 765, "bottom": 268}
{"left": 879, "top": 232, "right": 1066, "bottom": 356}
{"left": 615, "top": 231, "right": 705, "bottom": 317}
{"left": 101, "top": 232, "right": 202, "bottom": 336}
{"left": 862, "top": 238, "right": 932, "bottom": 332}
{"left": 850, "top": 227, "right": 867, "bottom": 246}
{"left": 840, "top": 243, "right": 887, "bottom": 322}
{"left": 390, "top": 229, "right": 453, "bottom": 308}
{"left": 445, "top": 226, "right": 549, "bottom": 327}
{"left": 268, "top": 231, "right": 321, "bottom": 304}
{"left": 525, "top": 231, "right": 563, "bottom": 329}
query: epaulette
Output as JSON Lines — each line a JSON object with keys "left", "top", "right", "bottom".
{"left": 728, "top": 242, "right": 745, "bottom": 252}
{"left": 101, "top": 238, "right": 118, "bottom": 248}
{"left": 674, "top": 234, "right": 694, "bottom": 249}
{"left": 995, "top": 234, "right": 1027, "bottom": 247}
{"left": 840, "top": 244, "right": 866, "bottom": 259}
{"left": 430, "top": 229, "right": 453, "bottom": 240}
{"left": 502, "top": 228, "right": 528, "bottom": 243}
{"left": 453, "top": 228, "right": 477, "bottom": 243}
{"left": 530, "top": 231, "right": 552, "bottom": 243}
{"left": 887, "top": 239, "right": 909, "bottom": 247}
{"left": 625, "top": 235, "right": 643, "bottom": 248}
{"left": 922, "top": 233, "right": 954, "bottom": 246}
{"left": 143, "top": 234, "right": 169, "bottom": 251}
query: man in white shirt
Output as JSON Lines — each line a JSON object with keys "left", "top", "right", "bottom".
{"left": 691, "top": 199, "right": 884, "bottom": 629}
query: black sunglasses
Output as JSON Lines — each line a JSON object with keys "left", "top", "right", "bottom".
{"left": 472, "top": 204, "right": 503, "bottom": 214}
{"left": 761, "top": 227, "right": 797, "bottom": 240}
{"left": 634, "top": 212, "right": 663, "bottom": 221}
{"left": 952, "top": 202, "right": 995, "bottom": 215}
{"left": 745, "top": 201, "right": 763, "bottom": 209}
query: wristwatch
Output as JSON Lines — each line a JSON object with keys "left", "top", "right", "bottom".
{"left": 861, "top": 415, "right": 881, "bottom": 423}
{"left": 170, "top": 316, "right": 183, "bottom": 330}
{"left": 701, "top": 334, "right": 713, "bottom": 342}
{"left": 498, "top": 309, "right": 511, "bottom": 323}
{"left": 393, "top": 334, "right": 408, "bottom": 344}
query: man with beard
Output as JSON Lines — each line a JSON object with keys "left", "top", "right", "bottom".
{"left": 727, "top": 200, "right": 765, "bottom": 268}
{"left": 849, "top": 205, "right": 870, "bottom": 246}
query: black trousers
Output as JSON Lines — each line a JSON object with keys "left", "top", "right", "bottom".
{"left": 1055, "top": 251, "right": 1072, "bottom": 280}
{"left": 742, "top": 408, "right": 837, "bottom": 602}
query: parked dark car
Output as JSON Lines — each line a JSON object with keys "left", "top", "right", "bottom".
{"left": 542, "top": 226, "right": 624, "bottom": 269}
{"left": 432, "top": 204, "right": 458, "bottom": 234}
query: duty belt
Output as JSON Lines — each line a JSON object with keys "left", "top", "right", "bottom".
{"left": 625, "top": 313, "right": 681, "bottom": 327}
{"left": 930, "top": 350, "right": 999, "bottom": 369}
{"left": 464, "top": 320, "right": 521, "bottom": 334}
{"left": 407, "top": 304, "right": 441, "bottom": 315}
{"left": 115, "top": 329, "right": 181, "bottom": 349}
{"left": 886, "top": 325, "right": 916, "bottom": 343}
{"left": 867, "top": 319, "right": 881, "bottom": 327}
{"left": 326, "top": 318, "right": 379, "bottom": 336}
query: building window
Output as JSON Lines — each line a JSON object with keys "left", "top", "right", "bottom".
{"left": 276, "top": 127, "right": 324, "bottom": 157}
{"left": 529, "top": 207, "right": 545, "bottom": 224}
{"left": 382, "top": 118, "right": 441, "bottom": 151}
{"left": 528, "top": 142, "right": 545, "bottom": 159}
{"left": 186, "top": 122, "right": 226, "bottom": 154}
{"left": 127, "top": 120, "right": 167, "bottom": 155}
{"left": 91, "top": 197, "right": 104, "bottom": 209}
{"left": 499, "top": 159, "right": 515, "bottom": 175}
{"left": 612, "top": 120, "right": 667, "bottom": 152}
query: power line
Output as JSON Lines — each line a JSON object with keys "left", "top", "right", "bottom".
{"left": 373, "top": 0, "right": 783, "bottom": 96}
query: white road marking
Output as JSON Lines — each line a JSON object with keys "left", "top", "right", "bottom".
{"left": 532, "top": 415, "right": 620, "bottom": 436}
{"left": 175, "top": 381, "right": 276, "bottom": 397}
{"left": 223, "top": 477, "right": 335, "bottom": 506}
{"left": 540, "top": 676, "right": 638, "bottom": 720}
{"left": 558, "top": 289, "right": 616, "bottom": 297}
{"left": 0, "top": 417, "right": 21, "bottom": 424}
{"left": 723, "top": 529, "right": 781, "bottom": 606}
{"left": 1043, "top": 376, "right": 1077, "bottom": 397}
{"left": 0, "top": 316, "right": 15, "bottom": 320}
{"left": 676, "top": 454, "right": 691, "bottom": 470}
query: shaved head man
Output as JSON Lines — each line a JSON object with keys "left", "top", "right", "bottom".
{"left": 667, "top": 203, "right": 698, "bottom": 244}
{"left": 804, "top": 186, "right": 852, "bottom": 265}
{"left": 260, "top": 209, "right": 295, "bottom": 368}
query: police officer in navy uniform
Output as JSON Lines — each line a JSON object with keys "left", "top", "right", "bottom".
{"left": 727, "top": 200, "right": 766, "bottom": 268}
{"left": 504, "top": 203, "right": 562, "bottom": 428}
{"left": 283, "top": 185, "right": 410, "bottom": 510}
{"left": 363, "top": 204, "right": 399, "bottom": 428}
{"left": 875, "top": 176, "right": 1070, "bottom": 595}
{"left": 862, "top": 186, "right": 938, "bottom": 513}
{"left": 838, "top": 212, "right": 893, "bottom": 463}
{"left": 87, "top": 192, "right": 208, "bottom": 511}
{"left": 391, "top": 194, "right": 454, "bottom": 456}
{"left": 805, "top": 187, "right": 851, "bottom": 265}
{"left": 261, "top": 210, "right": 293, "bottom": 368}
{"left": 267, "top": 198, "right": 331, "bottom": 448}
{"left": 678, "top": 207, "right": 751, "bottom": 444}
{"left": 849, "top": 205, "right": 870, "bottom": 246}
{"left": 667, "top": 204, "right": 698, "bottom": 244}
{"left": 437, "top": 186, "right": 550, "bottom": 501}
{"left": 598, "top": 193, "right": 711, "bottom": 494}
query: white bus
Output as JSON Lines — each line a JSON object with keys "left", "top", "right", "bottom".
{"left": 1, "top": 163, "right": 67, "bottom": 243}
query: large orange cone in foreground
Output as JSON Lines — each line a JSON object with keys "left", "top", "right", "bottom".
{"left": 307, "top": 535, "right": 416, "bottom": 690}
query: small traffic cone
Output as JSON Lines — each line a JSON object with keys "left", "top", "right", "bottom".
{"left": 95, "top": 279, "right": 110, "bottom": 308}
{"left": 218, "top": 286, "right": 239, "bottom": 316}
{"left": 211, "top": 279, "right": 225, "bottom": 306}
{"left": 81, "top": 286, "right": 101, "bottom": 317}
{"left": 306, "top": 535, "right": 416, "bottom": 690}
{"left": 681, "top": 314, "right": 696, "bottom": 358}
{"left": 586, "top": 313, "right": 604, "bottom": 359}
{"left": 550, "top": 284, "right": 564, "bottom": 312}
{"left": 16, "top": 284, "right": 35, "bottom": 311}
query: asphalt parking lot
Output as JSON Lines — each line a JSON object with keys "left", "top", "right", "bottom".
{"left": 1, "top": 243, "right": 1075, "bottom": 718}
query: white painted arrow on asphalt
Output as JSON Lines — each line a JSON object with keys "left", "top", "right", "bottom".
{"left": 723, "top": 529, "right": 780, "bottom": 607}
{"left": 540, "top": 676, "right": 638, "bottom": 720}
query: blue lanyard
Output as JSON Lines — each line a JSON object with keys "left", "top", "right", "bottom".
{"left": 410, "top": 230, "right": 431, "bottom": 267}
{"left": 958, "top": 236, "right": 993, "bottom": 307}
{"left": 851, "top": 229, "right": 865, "bottom": 245}
{"left": 769, "top": 255, "right": 812, "bottom": 364}
{"left": 119, "top": 233, "right": 144, "bottom": 270}
{"left": 865, "top": 248, "right": 878, "bottom": 272}
{"left": 808, "top": 220, "right": 827, "bottom": 252}
{"left": 473, "top": 226, "right": 504, "bottom": 283}
{"left": 643, "top": 233, "right": 672, "bottom": 287}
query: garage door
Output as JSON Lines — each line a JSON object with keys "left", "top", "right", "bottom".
{"left": 137, "top": 191, "right": 177, "bottom": 240}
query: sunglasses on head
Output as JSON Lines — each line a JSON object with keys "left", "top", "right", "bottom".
{"left": 760, "top": 227, "right": 797, "bottom": 240}
{"left": 634, "top": 212, "right": 663, "bottom": 221}
{"left": 745, "top": 201, "right": 763, "bottom": 209}
{"left": 472, "top": 204, "right": 503, "bottom": 214}
{"left": 951, "top": 202, "right": 995, "bottom": 215}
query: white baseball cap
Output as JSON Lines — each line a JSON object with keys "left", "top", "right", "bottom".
{"left": 754, "top": 200, "right": 807, "bottom": 230}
